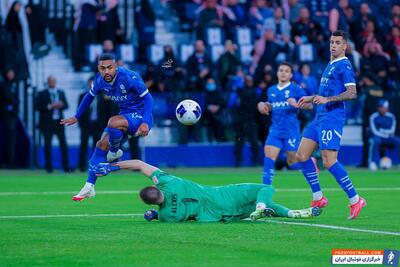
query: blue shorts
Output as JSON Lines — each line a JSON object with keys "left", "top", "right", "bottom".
{"left": 122, "top": 112, "right": 153, "bottom": 136}
{"left": 302, "top": 119, "right": 343, "bottom": 150}
{"left": 265, "top": 134, "right": 300, "bottom": 152}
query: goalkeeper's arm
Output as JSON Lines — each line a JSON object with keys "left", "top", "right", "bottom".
{"left": 95, "top": 160, "right": 160, "bottom": 177}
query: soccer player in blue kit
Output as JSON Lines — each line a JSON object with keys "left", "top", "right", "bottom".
{"left": 61, "top": 54, "right": 153, "bottom": 201}
{"left": 257, "top": 62, "right": 313, "bottom": 185}
{"left": 297, "top": 31, "right": 366, "bottom": 220}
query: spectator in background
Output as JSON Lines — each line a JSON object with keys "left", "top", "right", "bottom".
{"left": 352, "top": 3, "right": 377, "bottom": 41}
{"left": 225, "top": 0, "right": 247, "bottom": 27}
{"left": 368, "top": 100, "right": 399, "bottom": 170}
{"left": 346, "top": 41, "right": 361, "bottom": 75}
{"left": 384, "top": 25, "right": 400, "bottom": 57}
{"left": 203, "top": 77, "right": 226, "bottom": 142}
{"left": 25, "top": 0, "right": 47, "bottom": 47}
{"left": 217, "top": 40, "right": 242, "bottom": 89}
{"left": 249, "top": 0, "right": 274, "bottom": 38}
{"left": 359, "top": 73, "right": 384, "bottom": 168}
{"left": 287, "top": 0, "right": 304, "bottom": 24}
{"left": 388, "top": 38, "right": 400, "bottom": 89}
{"left": 73, "top": 0, "right": 98, "bottom": 70}
{"left": 255, "top": 79, "right": 271, "bottom": 144}
{"left": 328, "top": 0, "right": 352, "bottom": 34}
{"left": 356, "top": 20, "right": 383, "bottom": 53}
{"left": 186, "top": 40, "right": 213, "bottom": 91}
{"left": 35, "top": 76, "right": 70, "bottom": 173}
{"left": 135, "top": 0, "right": 156, "bottom": 63}
{"left": 196, "top": 0, "right": 231, "bottom": 39}
{"left": 389, "top": 3, "right": 400, "bottom": 28}
{"left": 5, "top": 1, "right": 29, "bottom": 81}
{"left": 229, "top": 74, "right": 259, "bottom": 167}
{"left": 291, "top": 7, "right": 324, "bottom": 47}
{"left": 0, "top": 69, "right": 19, "bottom": 168}
{"left": 96, "top": 0, "right": 123, "bottom": 44}
{"left": 158, "top": 45, "right": 180, "bottom": 83}
{"left": 361, "top": 42, "right": 389, "bottom": 88}
{"left": 297, "top": 63, "right": 318, "bottom": 96}
{"left": 263, "top": 7, "right": 291, "bottom": 45}
{"left": 250, "top": 29, "right": 290, "bottom": 80}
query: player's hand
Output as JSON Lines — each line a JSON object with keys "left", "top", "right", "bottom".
{"left": 60, "top": 117, "right": 78, "bottom": 126}
{"left": 257, "top": 102, "right": 270, "bottom": 115}
{"left": 287, "top": 98, "right": 299, "bottom": 108}
{"left": 313, "top": 96, "right": 328, "bottom": 104}
{"left": 144, "top": 209, "right": 159, "bottom": 221}
{"left": 136, "top": 123, "right": 149, "bottom": 137}
{"left": 94, "top": 163, "right": 120, "bottom": 176}
{"left": 298, "top": 96, "right": 314, "bottom": 108}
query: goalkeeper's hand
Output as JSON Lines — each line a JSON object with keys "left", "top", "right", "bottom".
{"left": 94, "top": 163, "right": 120, "bottom": 176}
{"left": 144, "top": 209, "right": 159, "bottom": 221}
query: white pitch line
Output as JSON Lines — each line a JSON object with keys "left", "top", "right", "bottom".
{"left": 263, "top": 219, "right": 400, "bottom": 236}
{"left": 0, "top": 213, "right": 143, "bottom": 219}
{"left": 0, "top": 213, "right": 398, "bottom": 237}
{"left": 0, "top": 187, "right": 399, "bottom": 196}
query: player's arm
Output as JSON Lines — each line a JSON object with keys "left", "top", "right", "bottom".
{"left": 297, "top": 95, "right": 316, "bottom": 108}
{"left": 257, "top": 101, "right": 272, "bottom": 115}
{"left": 132, "top": 72, "right": 153, "bottom": 136}
{"left": 313, "top": 85, "right": 357, "bottom": 104}
{"left": 94, "top": 160, "right": 159, "bottom": 178}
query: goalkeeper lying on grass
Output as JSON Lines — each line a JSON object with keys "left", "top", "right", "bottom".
{"left": 94, "top": 160, "right": 322, "bottom": 222}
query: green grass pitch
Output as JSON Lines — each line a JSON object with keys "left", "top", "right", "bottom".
{"left": 0, "top": 168, "right": 399, "bottom": 266}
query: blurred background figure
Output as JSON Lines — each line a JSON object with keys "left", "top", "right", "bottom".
{"left": 35, "top": 76, "right": 70, "bottom": 173}
{"left": 368, "top": 100, "right": 399, "bottom": 170}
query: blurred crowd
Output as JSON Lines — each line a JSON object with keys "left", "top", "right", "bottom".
{"left": 0, "top": 0, "right": 400, "bottom": 169}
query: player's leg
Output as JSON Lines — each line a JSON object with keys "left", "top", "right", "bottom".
{"left": 72, "top": 132, "right": 109, "bottom": 201}
{"left": 296, "top": 119, "right": 327, "bottom": 207}
{"left": 105, "top": 115, "right": 128, "bottom": 162}
{"left": 284, "top": 136, "right": 302, "bottom": 170}
{"left": 322, "top": 149, "right": 366, "bottom": 220}
{"left": 262, "top": 135, "right": 283, "bottom": 185}
{"left": 250, "top": 185, "right": 322, "bottom": 220}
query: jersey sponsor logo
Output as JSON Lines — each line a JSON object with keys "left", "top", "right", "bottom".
{"left": 171, "top": 194, "right": 177, "bottom": 214}
{"left": 110, "top": 95, "right": 128, "bottom": 102}
{"left": 320, "top": 77, "right": 329, "bottom": 86}
{"left": 271, "top": 101, "right": 290, "bottom": 108}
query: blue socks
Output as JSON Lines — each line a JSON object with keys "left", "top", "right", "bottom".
{"left": 300, "top": 158, "right": 321, "bottom": 193}
{"left": 87, "top": 147, "right": 107, "bottom": 184}
{"left": 288, "top": 162, "right": 302, "bottom": 170}
{"left": 106, "top": 127, "right": 123, "bottom": 153}
{"left": 262, "top": 157, "right": 275, "bottom": 185}
{"left": 328, "top": 161, "right": 357, "bottom": 199}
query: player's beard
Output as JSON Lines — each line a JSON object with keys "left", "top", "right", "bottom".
{"left": 104, "top": 74, "right": 114, "bottom": 82}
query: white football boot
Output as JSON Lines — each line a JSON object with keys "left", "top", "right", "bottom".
{"left": 72, "top": 182, "right": 96, "bottom": 201}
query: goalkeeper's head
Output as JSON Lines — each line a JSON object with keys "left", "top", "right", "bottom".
{"left": 139, "top": 186, "right": 164, "bottom": 205}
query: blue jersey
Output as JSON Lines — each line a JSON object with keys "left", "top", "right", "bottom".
{"left": 267, "top": 82, "right": 305, "bottom": 138}
{"left": 90, "top": 67, "right": 149, "bottom": 115}
{"left": 316, "top": 57, "right": 356, "bottom": 121}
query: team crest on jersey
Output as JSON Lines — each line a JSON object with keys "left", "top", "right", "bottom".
{"left": 327, "top": 67, "right": 335, "bottom": 76}
{"left": 120, "top": 84, "right": 126, "bottom": 94}
{"left": 285, "top": 90, "right": 290, "bottom": 98}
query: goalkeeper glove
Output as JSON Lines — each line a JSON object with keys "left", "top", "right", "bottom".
{"left": 144, "top": 209, "right": 159, "bottom": 221}
{"left": 94, "top": 163, "right": 120, "bottom": 176}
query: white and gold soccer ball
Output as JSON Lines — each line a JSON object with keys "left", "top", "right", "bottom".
{"left": 379, "top": 157, "right": 392, "bottom": 170}
{"left": 175, "top": 99, "right": 202, "bottom": 125}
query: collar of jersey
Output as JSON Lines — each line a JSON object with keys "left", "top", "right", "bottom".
{"left": 329, "top": 56, "right": 347, "bottom": 65}
{"left": 277, "top": 82, "right": 291, "bottom": 90}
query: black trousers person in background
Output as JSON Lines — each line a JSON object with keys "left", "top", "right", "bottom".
{"left": 42, "top": 121, "right": 70, "bottom": 172}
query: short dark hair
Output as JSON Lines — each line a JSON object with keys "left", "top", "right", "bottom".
{"left": 278, "top": 61, "right": 293, "bottom": 73}
{"left": 139, "top": 186, "right": 163, "bottom": 205}
{"left": 331, "top": 30, "right": 348, "bottom": 41}
{"left": 98, "top": 53, "right": 115, "bottom": 63}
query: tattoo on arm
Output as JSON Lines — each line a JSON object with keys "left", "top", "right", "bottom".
{"left": 327, "top": 85, "right": 357, "bottom": 102}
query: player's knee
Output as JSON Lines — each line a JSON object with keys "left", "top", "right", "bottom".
{"left": 322, "top": 159, "right": 334, "bottom": 169}
{"left": 96, "top": 138, "right": 109, "bottom": 150}
{"left": 295, "top": 152, "right": 307, "bottom": 163}
{"left": 107, "top": 116, "right": 125, "bottom": 129}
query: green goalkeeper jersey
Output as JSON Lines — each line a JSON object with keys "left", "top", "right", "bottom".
{"left": 149, "top": 170, "right": 268, "bottom": 222}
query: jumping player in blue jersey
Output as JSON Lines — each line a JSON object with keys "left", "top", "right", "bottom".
{"left": 257, "top": 62, "right": 313, "bottom": 185}
{"left": 61, "top": 54, "right": 153, "bottom": 201}
{"left": 297, "top": 31, "right": 366, "bottom": 220}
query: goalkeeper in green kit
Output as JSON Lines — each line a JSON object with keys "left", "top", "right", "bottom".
{"left": 94, "top": 160, "right": 322, "bottom": 222}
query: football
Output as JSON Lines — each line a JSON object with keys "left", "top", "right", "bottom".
{"left": 379, "top": 156, "right": 392, "bottom": 170}
{"left": 175, "top": 99, "right": 202, "bottom": 125}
